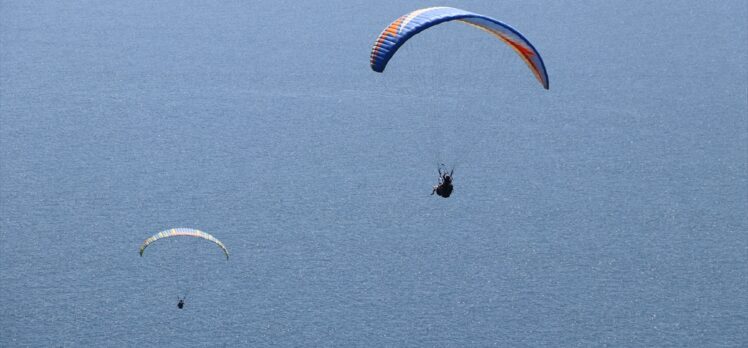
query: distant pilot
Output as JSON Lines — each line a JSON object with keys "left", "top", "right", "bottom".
{"left": 177, "top": 298, "right": 185, "bottom": 309}
{"left": 431, "top": 166, "right": 454, "bottom": 198}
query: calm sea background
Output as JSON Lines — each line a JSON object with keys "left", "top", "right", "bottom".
{"left": 1, "top": 1, "right": 746, "bottom": 346}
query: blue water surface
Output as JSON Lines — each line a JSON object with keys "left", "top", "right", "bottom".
{"left": 1, "top": 1, "right": 746, "bottom": 346}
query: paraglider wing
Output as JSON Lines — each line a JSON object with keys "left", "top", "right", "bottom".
{"left": 369, "top": 6, "right": 549, "bottom": 89}
{"left": 139, "top": 228, "right": 229, "bottom": 260}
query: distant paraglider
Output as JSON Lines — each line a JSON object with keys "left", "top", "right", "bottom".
{"left": 139, "top": 228, "right": 229, "bottom": 309}
{"left": 369, "top": 6, "right": 549, "bottom": 89}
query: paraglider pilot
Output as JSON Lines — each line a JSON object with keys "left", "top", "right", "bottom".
{"left": 431, "top": 166, "right": 454, "bottom": 198}
{"left": 177, "top": 297, "right": 185, "bottom": 309}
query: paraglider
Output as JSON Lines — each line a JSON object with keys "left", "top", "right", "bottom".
{"left": 370, "top": 6, "right": 549, "bottom": 89}
{"left": 139, "top": 228, "right": 228, "bottom": 308}
{"left": 370, "top": 7, "right": 549, "bottom": 197}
